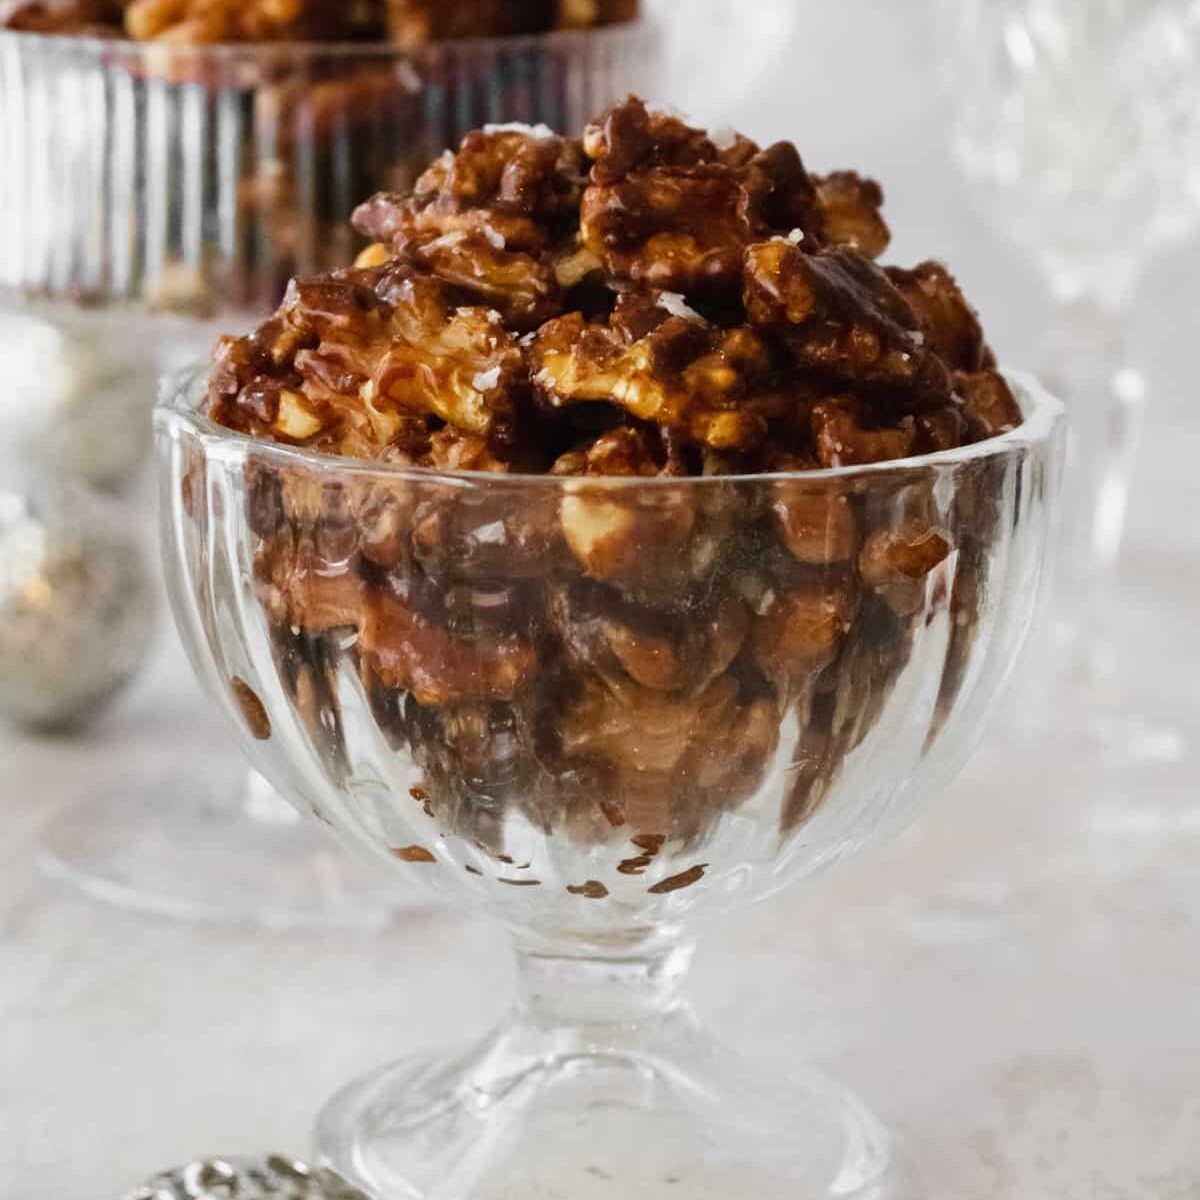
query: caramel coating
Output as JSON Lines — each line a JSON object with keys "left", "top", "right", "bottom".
{"left": 4, "top": 0, "right": 638, "bottom": 37}
{"left": 532, "top": 308, "right": 775, "bottom": 451}
{"left": 203, "top": 98, "right": 1022, "bottom": 864}
{"left": 744, "top": 240, "right": 950, "bottom": 399}
{"left": 209, "top": 262, "right": 525, "bottom": 459}
{"left": 815, "top": 172, "right": 891, "bottom": 259}
{"left": 0, "top": 0, "right": 126, "bottom": 33}
{"left": 859, "top": 523, "right": 952, "bottom": 615}
{"left": 353, "top": 129, "right": 587, "bottom": 329}
{"left": 215, "top": 99, "right": 1017, "bottom": 470}
{"left": 580, "top": 102, "right": 824, "bottom": 293}
{"left": 886, "top": 262, "right": 987, "bottom": 372}
{"left": 956, "top": 368, "right": 1024, "bottom": 439}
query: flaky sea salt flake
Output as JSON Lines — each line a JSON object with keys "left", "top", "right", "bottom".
{"left": 657, "top": 291, "right": 704, "bottom": 322}
{"left": 483, "top": 122, "right": 557, "bottom": 140}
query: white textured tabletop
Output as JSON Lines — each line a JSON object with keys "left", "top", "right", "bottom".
{"left": 4, "top": 5, "right": 1200, "bottom": 1197}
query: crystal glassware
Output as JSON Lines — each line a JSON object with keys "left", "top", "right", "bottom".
{"left": 937, "top": 0, "right": 1200, "bottom": 760}
{"left": 156, "top": 365, "right": 1063, "bottom": 1198}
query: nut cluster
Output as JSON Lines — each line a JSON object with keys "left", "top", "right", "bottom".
{"left": 1, "top": 0, "right": 636, "bottom": 40}
{"left": 202, "top": 100, "right": 1020, "bottom": 875}
{"left": 212, "top": 100, "right": 1019, "bottom": 471}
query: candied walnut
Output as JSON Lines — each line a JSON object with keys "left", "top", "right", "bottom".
{"left": 956, "top": 369, "right": 1022, "bottom": 439}
{"left": 581, "top": 166, "right": 752, "bottom": 293}
{"left": 410, "top": 488, "right": 558, "bottom": 583}
{"left": 580, "top": 149, "right": 824, "bottom": 294}
{"left": 353, "top": 128, "right": 586, "bottom": 326}
{"left": 550, "top": 424, "right": 682, "bottom": 479}
{"left": 580, "top": 99, "right": 826, "bottom": 291}
{"left": 560, "top": 672, "right": 778, "bottom": 842}
{"left": 815, "top": 172, "right": 890, "bottom": 259}
{"left": 558, "top": 487, "right": 695, "bottom": 582}
{"left": 556, "top": 0, "right": 636, "bottom": 27}
{"left": 859, "top": 523, "right": 952, "bottom": 615}
{"left": 404, "top": 698, "right": 540, "bottom": 842}
{"left": 408, "top": 231, "right": 562, "bottom": 329}
{"left": 780, "top": 601, "right": 915, "bottom": 834}
{"left": 532, "top": 310, "right": 773, "bottom": 450}
{"left": 744, "top": 240, "right": 950, "bottom": 398}
{"left": 209, "top": 264, "right": 525, "bottom": 457}
{"left": 582, "top": 97, "right": 721, "bottom": 186}
{"left": 360, "top": 585, "right": 536, "bottom": 704}
{"left": 382, "top": 0, "right": 555, "bottom": 46}
{"left": 551, "top": 427, "right": 742, "bottom": 598}
{"left": 125, "top": 0, "right": 379, "bottom": 41}
{"left": 1, "top": 0, "right": 125, "bottom": 33}
{"left": 254, "top": 535, "right": 365, "bottom": 634}
{"left": 914, "top": 402, "right": 970, "bottom": 454}
{"left": 750, "top": 576, "right": 858, "bottom": 680}
{"left": 358, "top": 130, "right": 585, "bottom": 235}
{"left": 771, "top": 486, "right": 858, "bottom": 565}
{"left": 551, "top": 581, "right": 748, "bottom": 694}
{"left": 810, "top": 397, "right": 916, "bottom": 467}
{"left": 561, "top": 673, "right": 724, "bottom": 774}
{"left": 886, "top": 262, "right": 987, "bottom": 373}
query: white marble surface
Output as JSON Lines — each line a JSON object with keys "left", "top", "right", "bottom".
{"left": 4, "top": 4, "right": 1200, "bottom": 1197}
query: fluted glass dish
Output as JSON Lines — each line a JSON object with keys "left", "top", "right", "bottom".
{"left": 3, "top": 1, "right": 799, "bottom": 929}
{"left": 157, "top": 367, "right": 1062, "bottom": 1198}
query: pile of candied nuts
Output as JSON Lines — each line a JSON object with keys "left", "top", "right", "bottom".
{"left": 204, "top": 98, "right": 1022, "bottom": 865}
{"left": 0, "top": 0, "right": 637, "bottom": 41}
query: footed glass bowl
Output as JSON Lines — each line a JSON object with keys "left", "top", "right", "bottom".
{"left": 157, "top": 368, "right": 1063, "bottom": 1199}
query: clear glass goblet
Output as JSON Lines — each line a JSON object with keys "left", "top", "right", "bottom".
{"left": 936, "top": 0, "right": 1200, "bottom": 761}
{"left": 157, "top": 367, "right": 1062, "bottom": 1198}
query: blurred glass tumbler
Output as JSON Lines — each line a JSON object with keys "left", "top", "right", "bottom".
{"left": 157, "top": 367, "right": 1063, "bottom": 1199}
{"left": 2, "top": 18, "right": 651, "bottom": 921}
{"left": 938, "top": 0, "right": 1200, "bottom": 740}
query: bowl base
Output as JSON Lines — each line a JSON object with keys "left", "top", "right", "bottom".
{"left": 38, "top": 773, "right": 414, "bottom": 930}
{"left": 316, "top": 1010, "right": 912, "bottom": 1200}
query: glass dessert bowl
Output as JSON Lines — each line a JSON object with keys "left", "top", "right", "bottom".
{"left": 156, "top": 100, "right": 1064, "bottom": 1196}
{"left": 158, "top": 366, "right": 1060, "bottom": 1198}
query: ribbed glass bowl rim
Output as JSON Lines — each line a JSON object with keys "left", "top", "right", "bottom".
{"left": 0, "top": 17, "right": 650, "bottom": 60}
{"left": 155, "top": 362, "right": 1064, "bottom": 489}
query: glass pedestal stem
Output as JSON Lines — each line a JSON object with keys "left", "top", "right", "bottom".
{"left": 513, "top": 937, "right": 697, "bottom": 1031}
{"left": 316, "top": 928, "right": 900, "bottom": 1199}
